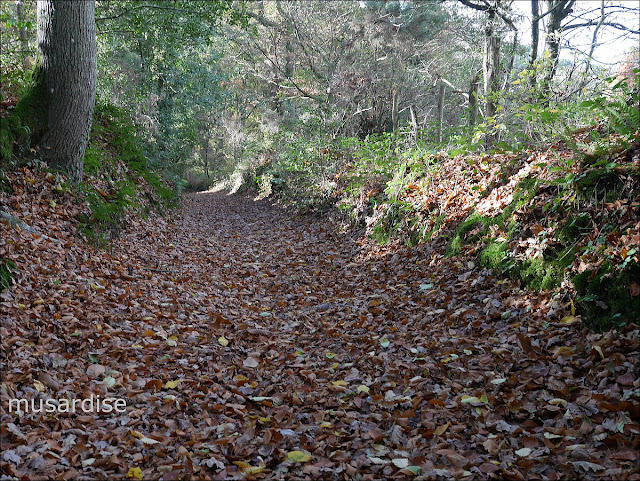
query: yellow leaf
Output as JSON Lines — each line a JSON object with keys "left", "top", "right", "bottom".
{"left": 434, "top": 422, "right": 449, "bottom": 435}
{"left": 33, "top": 299, "right": 45, "bottom": 306}
{"left": 553, "top": 346, "right": 573, "bottom": 358}
{"left": 326, "top": 352, "right": 336, "bottom": 359}
{"left": 287, "top": 450, "right": 312, "bottom": 463}
{"left": 166, "top": 336, "right": 178, "bottom": 347}
{"left": 33, "top": 380, "right": 45, "bottom": 392}
{"left": 331, "top": 380, "right": 348, "bottom": 387}
{"left": 560, "top": 315, "right": 577, "bottom": 325}
{"left": 233, "top": 461, "right": 265, "bottom": 474}
{"left": 131, "top": 344, "right": 144, "bottom": 349}
{"left": 127, "top": 467, "right": 143, "bottom": 479}
{"left": 357, "top": 385, "right": 370, "bottom": 393}
{"left": 594, "top": 345, "right": 605, "bottom": 360}
{"left": 218, "top": 336, "right": 229, "bottom": 347}
{"left": 320, "top": 422, "right": 332, "bottom": 428}
{"left": 164, "top": 380, "right": 180, "bottom": 389}
{"left": 570, "top": 298, "right": 576, "bottom": 316}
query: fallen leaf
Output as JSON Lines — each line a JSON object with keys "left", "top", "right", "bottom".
{"left": 392, "top": 458, "right": 409, "bottom": 469}
{"left": 164, "top": 380, "right": 180, "bottom": 389}
{"left": 127, "top": 467, "right": 143, "bottom": 479}
{"left": 243, "top": 357, "right": 259, "bottom": 368}
{"left": 287, "top": 450, "right": 311, "bottom": 463}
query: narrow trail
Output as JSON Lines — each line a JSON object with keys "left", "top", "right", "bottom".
{"left": 2, "top": 189, "right": 638, "bottom": 480}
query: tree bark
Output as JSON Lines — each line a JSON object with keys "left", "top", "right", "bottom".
{"left": 203, "top": 137, "right": 209, "bottom": 179}
{"left": 528, "top": 0, "right": 540, "bottom": 88}
{"left": 409, "top": 104, "right": 418, "bottom": 144}
{"left": 391, "top": 89, "right": 398, "bottom": 132}
{"left": 468, "top": 70, "right": 481, "bottom": 129}
{"left": 15, "top": 0, "right": 30, "bottom": 67}
{"left": 540, "top": 1, "right": 575, "bottom": 99}
{"left": 435, "top": 82, "right": 446, "bottom": 143}
{"left": 483, "top": 7, "right": 501, "bottom": 120}
{"left": 37, "top": 0, "right": 97, "bottom": 181}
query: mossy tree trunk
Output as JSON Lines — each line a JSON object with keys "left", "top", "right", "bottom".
{"left": 37, "top": 0, "right": 97, "bottom": 181}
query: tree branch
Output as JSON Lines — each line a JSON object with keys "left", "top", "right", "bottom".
{"left": 1, "top": 211, "right": 60, "bottom": 243}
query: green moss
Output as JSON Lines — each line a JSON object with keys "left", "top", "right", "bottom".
{"left": 573, "top": 261, "right": 640, "bottom": 331}
{"left": 479, "top": 240, "right": 510, "bottom": 270}
{"left": 446, "top": 174, "right": 591, "bottom": 293}
{"left": 517, "top": 258, "right": 564, "bottom": 290}
{"left": 83, "top": 144, "right": 104, "bottom": 176}
{"left": 447, "top": 212, "right": 485, "bottom": 256}
{"left": 77, "top": 102, "right": 179, "bottom": 245}
{"left": 13, "top": 66, "right": 48, "bottom": 136}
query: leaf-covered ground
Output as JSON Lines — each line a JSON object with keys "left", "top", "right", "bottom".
{"left": 1, "top": 168, "right": 639, "bottom": 480}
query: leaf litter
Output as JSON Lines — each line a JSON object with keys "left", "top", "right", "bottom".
{"left": 0, "top": 167, "right": 639, "bottom": 480}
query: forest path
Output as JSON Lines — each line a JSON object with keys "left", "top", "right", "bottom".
{"left": 3, "top": 189, "right": 637, "bottom": 480}
{"left": 108, "top": 191, "right": 634, "bottom": 480}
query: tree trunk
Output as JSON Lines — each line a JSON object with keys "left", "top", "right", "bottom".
{"left": 203, "top": 138, "right": 209, "bottom": 179}
{"left": 501, "top": 30, "right": 518, "bottom": 92}
{"left": 435, "top": 82, "right": 446, "bottom": 143}
{"left": 37, "top": 0, "right": 97, "bottom": 181}
{"left": 391, "top": 89, "right": 398, "bottom": 132}
{"left": 409, "top": 104, "right": 418, "bottom": 144}
{"left": 528, "top": 0, "right": 539, "bottom": 88}
{"left": 15, "top": 0, "right": 30, "bottom": 67}
{"left": 483, "top": 8, "right": 501, "bottom": 120}
{"left": 468, "top": 70, "right": 481, "bottom": 129}
{"left": 582, "top": 0, "right": 605, "bottom": 82}
{"left": 540, "top": 1, "right": 575, "bottom": 100}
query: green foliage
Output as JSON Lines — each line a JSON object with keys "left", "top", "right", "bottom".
{"left": 94, "top": 1, "right": 248, "bottom": 178}
{"left": 579, "top": 74, "right": 640, "bottom": 138}
{"left": 251, "top": 129, "right": 346, "bottom": 210}
{"left": 0, "top": 257, "right": 16, "bottom": 292}
{"left": 0, "top": 1, "right": 37, "bottom": 98}
{"left": 573, "top": 261, "right": 640, "bottom": 331}
{"left": 1, "top": 65, "right": 47, "bottom": 165}
{"left": 77, "top": 102, "right": 179, "bottom": 246}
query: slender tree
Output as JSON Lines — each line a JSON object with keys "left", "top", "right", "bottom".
{"left": 37, "top": 0, "right": 97, "bottom": 180}
{"left": 458, "top": 0, "right": 515, "bottom": 141}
